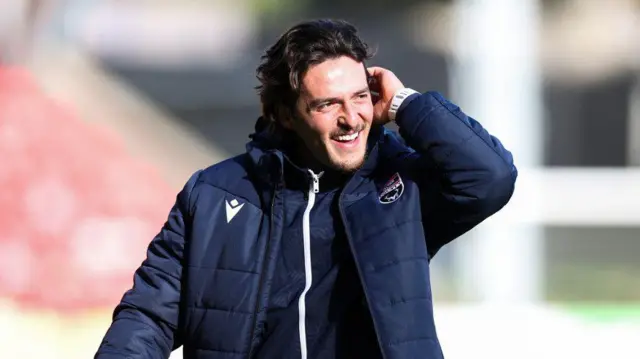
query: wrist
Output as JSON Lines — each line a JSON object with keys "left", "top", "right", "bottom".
{"left": 388, "top": 88, "right": 419, "bottom": 121}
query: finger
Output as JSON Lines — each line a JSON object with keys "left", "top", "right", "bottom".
{"left": 368, "top": 78, "right": 381, "bottom": 99}
{"left": 366, "top": 66, "right": 384, "bottom": 77}
{"left": 371, "top": 90, "right": 381, "bottom": 104}
{"left": 366, "top": 68, "right": 381, "bottom": 89}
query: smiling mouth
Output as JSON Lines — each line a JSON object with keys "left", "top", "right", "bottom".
{"left": 333, "top": 131, "right": 360, "bottom": 143}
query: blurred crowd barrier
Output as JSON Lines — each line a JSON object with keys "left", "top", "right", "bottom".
{"left": 1, "top": 0, "right": 639, "bottom": 358}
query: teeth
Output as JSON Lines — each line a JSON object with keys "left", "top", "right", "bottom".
{"left": 336, "top": 132, "right": 359, "bottom": 142}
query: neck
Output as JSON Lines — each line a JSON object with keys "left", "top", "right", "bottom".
{"left": 290, "top": 144, "right": 328, "bottom": 175}
{"left": 282, "top": 139, "right": 352, "bottom": 191}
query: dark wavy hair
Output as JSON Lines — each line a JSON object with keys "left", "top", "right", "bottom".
{"left": 256, "top": 19, "right": 374, "bottom": 126}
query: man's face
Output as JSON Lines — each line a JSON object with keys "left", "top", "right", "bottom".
{"left": 285, "top": 56, "right": 374, "bottom": 172}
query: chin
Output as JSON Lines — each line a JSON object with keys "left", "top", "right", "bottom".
{"left": 328, "top": 155, "right": 366, "bottom": 173}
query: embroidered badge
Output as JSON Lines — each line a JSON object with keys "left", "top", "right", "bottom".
{"left": 379, "top": 172, "right": 404, "bottom": 204}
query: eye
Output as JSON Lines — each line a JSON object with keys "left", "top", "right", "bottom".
{"left": 315, "top": 101, "right": 337, "bottom": 112}
{"left": 353, "top": 93, "right": 370, "bottom": 103}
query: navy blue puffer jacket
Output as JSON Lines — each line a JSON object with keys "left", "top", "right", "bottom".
{"left": 95, "top": 91, "right": 517, "bottom": 359}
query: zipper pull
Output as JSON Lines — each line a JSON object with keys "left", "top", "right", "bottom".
{"left": 308, "top": 170, "right": 321, "bottom": 194}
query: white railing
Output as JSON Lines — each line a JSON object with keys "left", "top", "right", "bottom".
{"left": 490, "top": 167, "right": 640, "bottom": 226}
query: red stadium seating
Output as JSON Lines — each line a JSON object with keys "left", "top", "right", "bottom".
{"left": 0, "top": 67, "right": 175, "bottom": 313}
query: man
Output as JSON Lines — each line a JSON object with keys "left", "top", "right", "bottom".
{"left": 95, "top": 19, "right": 517, "bottom": 359}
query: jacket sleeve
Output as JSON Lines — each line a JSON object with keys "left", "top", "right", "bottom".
{"left": 395, "top": 91, "right": 517, "bottom": 259}
{"left": 95, "top": 170, "right": 202, "bottom": 359}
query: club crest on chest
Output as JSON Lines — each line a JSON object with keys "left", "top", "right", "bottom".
{"left": 379, "top": 172, "right": 404, "bottom": 204}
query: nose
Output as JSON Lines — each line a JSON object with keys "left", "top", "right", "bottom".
{"left": 338, "top": 103, "right": 359, "bottom": 129}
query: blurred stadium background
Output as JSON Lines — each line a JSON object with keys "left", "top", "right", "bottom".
{"left": 1, "top": 0, "right": 639, "bottom": 358}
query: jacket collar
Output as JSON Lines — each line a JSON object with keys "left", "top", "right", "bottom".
{"left": 246, "top": 116, "right": 384, "bottom": 188}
